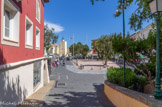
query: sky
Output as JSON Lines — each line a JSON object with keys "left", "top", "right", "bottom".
{"left": 44, "top": 0, "right": 153, "bottom": 49}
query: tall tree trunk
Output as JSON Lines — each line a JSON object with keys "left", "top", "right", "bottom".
{"left": 129, "top": 62, "right": 155, "bottom": 91}
{"left": 148, "top": 77, "right": 155, "bottom": 93}
{"left": 147, "top": 69, "right": 155, "bottom": 92}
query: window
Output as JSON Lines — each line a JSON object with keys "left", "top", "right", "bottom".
{"left": 36, "top": 27, "right": 40, "bottom": 49}
{"left": 1, "top": 0, "right": 20, "bottom": 46}
{"left": 36, "top": 0, "right": 41, "bottom": 23}
{"left": 33, "top": 61, "right": 41, "bottom": 88}
{"left": 25, "top": 16, "right": 33, "bottom": 48}
{"left": 5, "top": 10, "right": 10, "bottom": 38}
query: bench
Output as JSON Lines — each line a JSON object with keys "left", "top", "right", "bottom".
{"left": 80, "top": 64, "right": 107, "bottom": 69}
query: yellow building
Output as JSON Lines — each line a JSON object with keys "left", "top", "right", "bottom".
{"left": 49, "top": 44, "right": 60, "bottom": 55}
{"left": 59, "top": 40, "right": 68, "bottom": 56}
{"left": 49, "top": 40, "right": 69, "bottom": 56}
{"left": 67, "top": 47, "right": 70, "bottom": 56}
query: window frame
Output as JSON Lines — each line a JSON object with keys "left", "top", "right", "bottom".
{"left": 35, "top": 27, "right": 40, "bottom": 50}
{"left": 36, "top": 0, "right": 41, "bottom": 23}
{"left": 1, "top": 0, "right": 20, "bottom": 47}
{"left": 25, "top": 16, "right": 33, "bottom": 49}
{"left": 4, "top": 9, "right": 10, "bottom": 39}
{"left": 33, "top": 61, "right": 41, "bottom": 89}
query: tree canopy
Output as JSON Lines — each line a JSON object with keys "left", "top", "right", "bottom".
{"left": 92, "top": 35, "right": 113, "bottom": 65}
{"left": 116, "top": 0, "right": 162, "bottom": 31}
{"left": 90, "top": 0, "right": 104, "bottom": 5}
{"left": 112, "top": 29, "right": 162, "bottom": 89}
{"left": 69, "top": 42, "right": 89, "bottom": 57}
{"left": 44, "top": 25, "right": 58, "bottom": 51}
{"left": 91, "top": 0, "right": 161, "bottom": 31}
{"left": 90, "top": 0, "right": 162, "bottom": 90}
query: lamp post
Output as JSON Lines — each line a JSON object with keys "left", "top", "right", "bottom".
{"left": 116, "top": 0, "right": 126, "bottom": 87}
{"left": 149, "top": 0, "right": 162, "bottom": 99}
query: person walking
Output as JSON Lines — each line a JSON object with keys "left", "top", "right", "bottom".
{"left": 63, "top": 59, "right": 65, "bottom": 66}
{"left": 57, "top": 59, "right": 59, "bottom": 67}
{"left": 55, "top": 58, "right": 58, "bottom": 67}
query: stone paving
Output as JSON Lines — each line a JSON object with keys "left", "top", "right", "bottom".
{"left": 43, "top": 61, "right": 114, "bottom": 107}
{"left": 73, "top": 59, "right": 134, "bottom": 71}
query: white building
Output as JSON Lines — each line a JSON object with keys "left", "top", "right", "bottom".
{"left": 130, "top": 24, "right": 152, "bottom": 41}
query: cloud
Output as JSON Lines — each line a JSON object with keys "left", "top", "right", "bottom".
{"left": 44, "top": 21, "right": 64, "bottom": 33}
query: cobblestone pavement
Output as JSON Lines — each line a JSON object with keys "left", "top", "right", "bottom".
{"left": 43, "top": 61, "right": 114, "bottom": 107}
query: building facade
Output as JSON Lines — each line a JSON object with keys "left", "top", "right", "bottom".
{"left": 59, "top": 40, "right": 68, "bottom": 56}
{"left": 129, "top": 24, "right": 153, "bottom": 62}
{"left": 0, "top": 0, "right": 50, "bottom": 104}
{"left": 130, "top": 24, "right": 152, "bottom": 41}
{"left": 49, "top": 44, "right": 60, "bottom": 55}
{"left": 49, "top": 39, "right": 69, "bottom": 56}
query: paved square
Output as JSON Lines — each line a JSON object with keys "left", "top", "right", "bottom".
{"left": 43, "top": 61, "right": 114, "bottom": 107}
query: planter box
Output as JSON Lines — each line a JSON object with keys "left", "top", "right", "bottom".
{"left": 104, "top": 80, "right": 162, "bottom": 107}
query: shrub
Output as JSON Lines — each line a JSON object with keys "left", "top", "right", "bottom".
{"left": 107, "top": 67, "right": 148, "bottom": 91}
{"left": 107, "top": 67, "right": 136, "bottom": 89}
{"left": 135, "top": 76, "right": 148, "bottom": 92}
{"left": 134, "top": 63, "right": 156, "bottom": 78}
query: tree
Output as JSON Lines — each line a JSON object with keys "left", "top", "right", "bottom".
{"left": 69, "top": 43, "right": 78, "bottom": 56}
{"left": 69, "top": 42, "right": 89, "bottom": 58}
{"left": 114, "top": 0, "right": 162, "bottom": 31}
{"left": 112, "top": 32, "right": 161, "bottom": 90}
{"left": 148, "top": 24, "right": 162, "bottom": 72}
{"left": 91, "top": 0, "right": 162, "bottom": 90}
{"left": 115, "top": 0, "right": 162, "bottom": 87}
{"left": 80, "top": 45, "right": 89, "bottom": 58}
{"left": 90, "top": 0, "right": 104, "bottom": 5}
{"left": 92, "top": 35, "right": 113, "bottom": 65}
{"left": 91, "top": 0, "right": 160, "bottom": 31}
{"left": 44, "top": 25, "right": 58, "bottom": 51}
{"left": 114, "top": 0, "right": 150, "bottom": 31}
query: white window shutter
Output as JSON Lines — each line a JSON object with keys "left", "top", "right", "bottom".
{"left": 12, "top": 12, "right": 19, "bottom": 42}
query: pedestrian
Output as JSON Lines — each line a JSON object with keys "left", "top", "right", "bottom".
{"left": 60, "top": 58, "right": 62, "bottom": 65}
{"left": 53, "top": 61, "right": 55, "bottom": 67}
{"left": 57, "top": 59, "right": 59, "bottom": 67}
{"left": 55, "top": 58, "right": 58, "bottom": 67}
{"left": 63, "top": 59, "right": 65, "bottom": 66}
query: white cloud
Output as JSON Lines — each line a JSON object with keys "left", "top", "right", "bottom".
{"left": 44, "top": 21, "right": 64, "bottom": 33}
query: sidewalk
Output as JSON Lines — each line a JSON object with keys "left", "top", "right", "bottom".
{"left": 17, "top": 80, "right": 55, "bottom": 107}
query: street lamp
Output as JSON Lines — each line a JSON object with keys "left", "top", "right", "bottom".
{"left": 115, "top": 0, "right": 126, "bottom": 87}
{"left": 149, "top": 0, "right": 162, "bottom": 99}
{"left": 149, "top": 0, "right": 162, "bottom": 14}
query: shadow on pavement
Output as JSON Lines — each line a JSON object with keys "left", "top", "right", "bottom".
{"left": 16, "top": 99, "right": 46, "bottom": 107}
{"left": 44, "top": 84, "right": 115, "bottom": 107}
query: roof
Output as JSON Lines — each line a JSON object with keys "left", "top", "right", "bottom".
{"left": 129, "top": 33, "right": 136, "bottom": 38}
{"left": 92, "top": 39, "right": 99, "bottom": 42}
{"left": 129, "top": 23, "right": 153, "bottom": 39}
